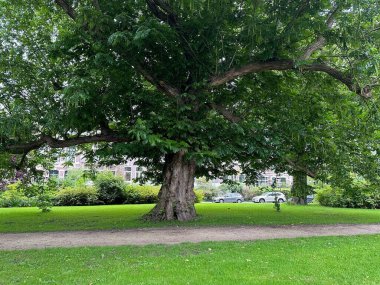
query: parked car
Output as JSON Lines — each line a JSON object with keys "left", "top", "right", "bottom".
{"left": 213, "top": 193, "right": 244, "bottom": 203}
{"left": 307, "top": 194, "right": 315, "bottom": 203}
{"left": 252, "top": 192, "right": 286, "bottom": 203}
{"left": 288, "top": 195, "right": 315, "bottom": 203}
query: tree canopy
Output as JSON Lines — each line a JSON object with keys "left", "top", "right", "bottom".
{"left": 0, "top": 0, "right": 379, "bottom": 219}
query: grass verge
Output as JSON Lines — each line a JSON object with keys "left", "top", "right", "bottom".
{"left": 1, "top": 235, "right": 380, "bottom": 284}
{"left": 0, "top": 203, "right": 380, "bottom": 233}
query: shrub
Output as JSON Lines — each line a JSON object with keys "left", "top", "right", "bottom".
{"left": 61, "top": 169, "right": 88, "bottom": 188}
{"left": 0, "top": 187, "right": 36, "bottom": 207}
{"left": 95, "top": 172, "right": 125, "bottom": 204}
{"left": 201, "top": 188, "right": 220, "bottom": 201}
{"left": 316, "top": 185, "right": 380, "bottom": 209}
{"left": 124, "top": 185, "right": 204, "bottom": 204}
{"left": 124, "top": 184, "right": 160, "bottom": 204}
{"left": 194, "top": 189, "right": 204, "bottom": 203}
{"left": 36, "top": 194, "right": 53, "bottom": 212}
{"left": 54, "top": 187, "right": 100, "bottom": 206}
{"left": 219, "top": 183, "right": 244, "bottom": 193}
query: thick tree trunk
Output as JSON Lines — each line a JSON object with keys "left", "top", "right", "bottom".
{"left": 291, "top": 171, "right": 308, "bottom": 205}
{"left": 145, "top": 150, "right": 197, "bottom": 221}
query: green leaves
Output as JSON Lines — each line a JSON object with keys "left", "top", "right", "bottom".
{"left": 108, "top": 31, "right": 130, "bottom": 48}
{"left": 133, "top": 26, "right": 152, "bottom": 44}
{"left": 1, "top": 0, "right": 379, "bottom": 187}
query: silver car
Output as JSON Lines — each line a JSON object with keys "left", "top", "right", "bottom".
{"left": 213, "top": 193, "right": 244, "bottom": 203}
{"left": 252, "top": 192, "right": 286, "bottom": 203}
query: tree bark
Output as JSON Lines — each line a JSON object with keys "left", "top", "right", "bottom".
{"left": 145, "top": 150, "right": 197, "bottom": 221}
{"left": 291, "top": 171, "right": 308, "bottom": 205}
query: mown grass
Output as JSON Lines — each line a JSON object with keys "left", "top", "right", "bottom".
{"left": 1, "top": 203, "right": 380, "bottom": 233}
{"left": 1, "top": 235, "right": 380, "bottom": 284}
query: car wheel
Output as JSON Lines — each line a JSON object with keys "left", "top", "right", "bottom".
{"left": 219, "top": 199, "right": 224, "bottom": 203}
{"left": 259, "top": 198, "right": 265, "bottom": 203}
{"left": 278, "top": 198, "right": 284, "bottom": 203}
{"left": 237, "top": 199, "right": 242, "bottom": 203}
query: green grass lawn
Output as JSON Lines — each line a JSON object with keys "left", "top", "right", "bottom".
{"left": 1, "top": 235, "right": 380, "bottom": 284}
{"left": 1, "top": 203, "right": 380, "bottom": 233}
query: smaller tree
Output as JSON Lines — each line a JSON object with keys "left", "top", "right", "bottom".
{"left": 94, "top": 172, "right": 125, "bottom": 204}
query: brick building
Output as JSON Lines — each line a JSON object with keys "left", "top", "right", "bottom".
{"left": 49, "top": 154, "right": 293, "bottom": 187}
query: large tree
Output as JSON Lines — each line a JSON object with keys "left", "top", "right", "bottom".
{"left": 239, "top": 72, "right": 380, "bottom": 204}
{"left": 0, "top": 0, "right": 379, "bottom": 220}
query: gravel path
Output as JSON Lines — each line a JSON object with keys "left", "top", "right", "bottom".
{"left": 2, "top": 224, "right": 380, "bottom": 250}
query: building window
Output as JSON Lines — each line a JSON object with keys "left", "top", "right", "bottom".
{"left": 239, "top": 174, "right": 246, "bottom": 183}
{"left": 136, "top": 167, "right": 143, "bottom": 179}
{"left": 257, "top": 176, "right": 269, "bottom": 186}
{"left": 125, "top": 167, "right": 132, "bottom": 181}
{"left": 49, "top": 170, "right": 59, "bottom": 178}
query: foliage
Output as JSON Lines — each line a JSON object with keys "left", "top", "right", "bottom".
{"left": 123, "top": 184, "right": 160, "bottom": 204}
{"left": 316, "top": 184, "right": 380, "bottom": 209}
{"left": 21, "top": 179, "right": 59, "bottom": 198}
{"left": 0, "top": 189, "right": 35, "bottom": 208}
{"left": 201, "top": 188, "right": 219, "bottom": 201}
{"left": 219, "top": 183, "right": 244, "bottom": 194}
{"left": 61, "top": 169, "right": 89, "bottom": 188}
{"left": 274, "top": 196, "right": 281, "bottom": 212}
{"left": 0, "top": 0, "right": 379, "bottom": 220}
{"left": 54, "top": 187, "right": 100, "bottom": 206}
{"left": 36, "top": 194, "right": 53, "bottom": 213}
{"left": 0, "top": 180, "right": 57, "bottom": 210}
{"left": 194, "top": 189, "right": 204, "bottom": 203}
{"left": 195, "top": 178, "right": 219, "bottom": 201}
{"left": 94, "top": 172, "right": 125, "bottom": 204}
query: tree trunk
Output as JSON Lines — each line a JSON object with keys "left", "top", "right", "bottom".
{"left": 291, "top": 171, "right": 308, "bottom": 205}
{"left": 145, "top": 150, "right": 197, "bottom": 221}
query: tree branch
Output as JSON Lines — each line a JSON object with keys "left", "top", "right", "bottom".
{"left": 286, "top": 158, "right": 316, "bottom": 178}
{"left": 6, "top": 133, "right": 130, "bottom": 155}
{"left": 300, "top": 4, "right": 340, "bottom": 60}
{"left": 301, "top": 63, "right": 371, "bottom": 98}
{"left": 208, "top": 60, "right": 371, "bottom": 98}
{"left": 136, "top": 65, "right": 181, "bottom": 98}
{"left": 208, "top": 103, "right": 241, "bottom": 123}
{"left": 209, "top": 60, "right": 294, "bottom": 87}
{"left": 92, "top": 0, "right": 101, "bottom": 11}
{"left": 54, "top": 0, "right": 76, "bottom": 20}
{"left": 145, "top": 0, "right": 197, "bottom": 66}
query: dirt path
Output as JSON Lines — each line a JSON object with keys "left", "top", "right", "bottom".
{"left": 2, "top": 224, "right": 380, "bottom": 250}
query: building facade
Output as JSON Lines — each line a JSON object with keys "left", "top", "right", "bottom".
{"left": 49, "top": 155, "right": 293, "bottom": 187}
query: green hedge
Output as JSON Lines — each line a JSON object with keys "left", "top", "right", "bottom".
{"left": 124, "top": 185, "right": 205, "bottom": 204}
{"left": 0, "top": 189, "right": 36, "bottom": 207}
{"left": 1, "top": 182, "right": 206, "bottom": 207}
{"left": 54, "top": 187, "right": 101, "bottom": 206}
{"left": 316, "top": 185, "right": 380, "bottom": 209}
{"left": 124, "top": 184, "right": 160, "bottom": 204}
